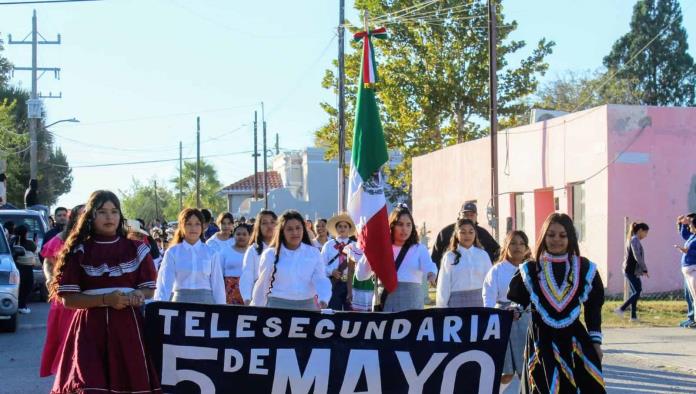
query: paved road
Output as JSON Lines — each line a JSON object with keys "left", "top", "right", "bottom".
{"left": 2, "top": 303, "right": 696, "bottom": 394}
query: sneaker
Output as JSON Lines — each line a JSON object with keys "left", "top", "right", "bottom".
{"left": 688, "top": 321, "right": 696, "bottom": 329}
{"left": 613, "top": 308, "right": 624, "bottom": 317}
{"left": 17, "top": 307, "right": 31, "bottom": 314}
{"left": 630, "top": 317, "right": 639, "bottom": 322}
{"left": 679, "top": 319, "right": 693, "bottom": 327}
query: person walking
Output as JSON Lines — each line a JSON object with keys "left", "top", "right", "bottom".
{"left": 220, "top": 223, "right": 251, "bottom": 305}
{"left": 312, "top": 218, "right": 330, "bottom": 249}
{"left": 13, "top": 225, "right": 37, "bottom": 314}
{"left": 207, "top": 212, "right": 236, "bottom": 253}
{"left": 614, "top": 222, "right": 649, "bottom": 321}
{"left": 677, "top": 214, "right": 696, "bottom": 325}
{"left": 251, "top": 210, "right": 331, "bottom": 310}
{"left": 44, "top": 207, "right": 68, "bottom": 244}
{"left": 508, "top": 213, "right": 605, "bottom": 393}
{"left": 240, "top": 210, "right": 277, "bottom": 304}
{"left": 322, "top": 213, "right": 357, "bottom": 311}
{"left": 201, "top": 209, "right": 220, "bottom": 241}
{"left": 436, "top": 218, "right": 492, "bottom": 307}
{"left": 154, "top": 208, "right": 226, "bottom": 304}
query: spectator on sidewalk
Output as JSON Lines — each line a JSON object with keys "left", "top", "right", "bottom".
{"left": 44, "top": 207, "right": 68, "bottom": 244}
{"left": 677, "top": 213, "right": 696, "bottom": 328}
{"left": 615, "top": 222, "right": 650, "bottom": 321}
{"left": 681, "top": 279, "right": 695, "bottom": 328}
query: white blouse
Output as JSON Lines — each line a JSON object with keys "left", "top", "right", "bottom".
{"left": 251, "top": 243, "right": 332, "bottom": 307}
{"left": 206, "top": 234, "right": 235, "bottom": 253}
{"left": 239, "top": 242, "right": 268, "bottom": 302}
{"left": 218, "top": 247, "right": 246, "bottom": 277}
{"left": 321, "top": 237, "right": 354, "bottom": 277}
{"left": 356, "top": 243, "right": 437, "bottom": 284}
{"left": 436, "top": 245, "right": 491, "bottom": 307}
{"left": 153, "top": 240, "right": 226, "bottom": 304}
{"left": 482, "top": 260, "right": 519, "bottom": 308}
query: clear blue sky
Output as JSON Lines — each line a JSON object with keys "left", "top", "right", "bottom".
{"left": 1, "top": 0, "right": 694, "bottom": 211}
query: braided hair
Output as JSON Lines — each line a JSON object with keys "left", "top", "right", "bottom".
{"left": 266, "top": 210, "right": 313, "bottom": 297}
{"left": 448, "top": 218, "right": 481, "bottom": 265}
{"left": 249, "top": 210, "right": 277, "bottom": 255}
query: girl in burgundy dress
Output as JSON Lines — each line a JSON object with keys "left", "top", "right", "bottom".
{"left": 49, "top": 190, "right": 161, "bottom": 394}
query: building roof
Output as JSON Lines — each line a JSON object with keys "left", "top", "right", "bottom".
{"left": 220, "top": 171, "right": 284, "bottom": 194}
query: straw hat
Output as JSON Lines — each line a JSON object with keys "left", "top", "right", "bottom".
{"left": 326, "top": 213, "right": 356, "bottom": 238}
{"left": 126, "top": 219, "right": 149, "bottom": 237}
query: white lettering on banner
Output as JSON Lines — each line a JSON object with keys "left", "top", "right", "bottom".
{"left": 364, "top": 320, "right": 387, "bottom": 340}
{"left": 223, "top": 349, "right": 243, "bottom": 373}
{"left": 470, "top": 315, "right": 479, "bottom": 342}
{"left": 237, "top": 315, "right": 257, "bottom": 338}
{"left": 271, "top": 349, "right": 330, "bottom": 394}
{"left": 340, "top": 321, "right": 361, "bottom": 338}
{"left": 161, "top": 344, "right": 218, "bottom": 393}
{"left": 315, "top": 319, "right": 335, "bottom": 339}
{"left": 210, "top": 313, "right": 229, "bottom": 338}
{"left": 288, "top": 317, "right": 311, "bottom": 339}
{"left": 159, "top": 309, "right": 179, "bottom": 335}
{"left": 249, "top": 348, "right": 270, "bottom": 375}
{"left": 263, "top": 317, "right": 282, "bottom": 337}
{"left": 339, "top": 350, "right": 381, "bottom": 394}
{"left": 416, "top": 317, "right": 435, "bottom": 341}
{"left": 185, "top": 311, "right": 206, "bottom": 337}
{"left": 440, "top": 351, "right": 495, "bottom": 394}
{"left": 395, "top": 351, "right": 448, "bottom": 394}
{"left": 443, "top": 316, "right": 463, "bottom": 343}
{"left": 390, "top": 319, "right": 411, "bottom": 340}
{"left": 482, "top": 315, "right": 501, "bottom": 340}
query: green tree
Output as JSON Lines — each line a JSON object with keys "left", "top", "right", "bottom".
{"left": 315, "top": 0, "right": 554, "bottom": 201}
{"left": 0, "top": 35, "right": 12, "bottom": 87}
{"left": 120, "top": 178, "right": 176, "bottom": 224}
{"left": 169, "top": 160, "right": 226, "bottom": 215}
{"left": 603, "top": 0, "right": 696, "bottom": 106}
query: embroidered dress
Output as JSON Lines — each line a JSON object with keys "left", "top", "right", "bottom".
{"left": 508, "top": 254, "right": 605, "bottom": 394}
{"left": 51, "top": 235, "right": 161, "bottom": 394}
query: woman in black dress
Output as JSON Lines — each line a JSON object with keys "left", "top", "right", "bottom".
{"left": 508, "top": 213, "right": 605, "bottom": 393}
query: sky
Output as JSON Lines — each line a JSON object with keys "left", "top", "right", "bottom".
{"left": 0, "top": 0, "right": 694, "bottom": 211}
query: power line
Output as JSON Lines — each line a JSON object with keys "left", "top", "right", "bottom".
{"left": 50, "top": 150, "right": 255, "bottom": 169}
{"left": 0, "top": 0, "right": 99, "bottom": 4}
{"left": 72, "top": 104, "right": 257, "bottom": 126}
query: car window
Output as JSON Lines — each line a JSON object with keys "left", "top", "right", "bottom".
{"left": 0, "top": 214, "right": 46, "bottom": 247}
{"left": 0, "top": 231, "right": 9, "bottom": 254}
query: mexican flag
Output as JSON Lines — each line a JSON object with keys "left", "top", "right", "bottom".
{"left": 347, "top": 27, "right": 397, "bottom": 293}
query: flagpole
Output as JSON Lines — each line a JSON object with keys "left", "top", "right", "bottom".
{"left": 337, "top": 0, "right": 347, "bottom": 212}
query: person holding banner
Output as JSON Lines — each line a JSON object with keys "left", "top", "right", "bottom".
{"left": 154, "top": 208, "right": 226, "bottom": 304}
{"left": 508, "top": 213, "right": 605, "bottom": 393}
{"left": 483, "top": 230, "right": 532, "bottom": 392}
{"left": 435, "top": 218, "right": 491, "bottom": 307}
{"left": 49, "top": 190, "right": 161, "bottom": 394}
{"left": 251, "top": 210, "right": 332, "bottom": 310}
{"left": 218, "top": 223, "right": 251, "bottom": 305}
{"left": 322, "top": 213, "right": 357, "bottom": 310}
{"left": 356, "top": 204, "right": 437, "bottom": 312}
{"left": 240, "top": 209, "right": 277, "bottom": 304}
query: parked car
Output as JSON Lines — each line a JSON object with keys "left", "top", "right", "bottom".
{"left": 0, "top": 230, "right": 20, "bottom": 333}
{"left": 0, "top": 209, "right": 49, "bottom": 301}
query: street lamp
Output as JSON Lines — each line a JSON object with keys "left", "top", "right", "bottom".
{"left": 45, "top": 117, "right": 79, "bottom": 128}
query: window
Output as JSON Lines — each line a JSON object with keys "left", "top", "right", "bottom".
{"left": 515, "top": 194, "right": 525, "bottom": 233}
{"left": 572, "top": 183, "right": 586, "bottom": 241}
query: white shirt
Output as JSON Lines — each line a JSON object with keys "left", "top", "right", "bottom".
{"left": 482, "top": 260, "right": 520, "bottom": 308}
{"left": 251, "top": 243, "right": 332, "bottom": 306}
{"left": 218, "top": 247, "right": 246, "bottom": 277}
{"left": 321, "top": 237, "right": 354, "bottom": 276}
{"left": 356, "top": 243, "right": 437, "bottom": 284}
{"left": 239, "top": 242, "right": 268, "bottom": 302}
{"left": 206, "top": 233, "right": 235, "bottom": 253}
{"left": 153, "top": 240, "right": 226, "bottom": 304}
{"left": 436, "top": 245, "right": 492, "bottom": 307}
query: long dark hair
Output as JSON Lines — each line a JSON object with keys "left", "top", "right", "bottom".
{"left": 627, "top": 222, "right": 649, "bottom": 242}
{"left": 448, "top": 218, "right": 482, "bottom": 265}
{"left": 50, "top": 190, "right": 125, "bottom": 300}
{"left": 388, "top": 204, "right": 419, "bottom": 245}
{"left": 497, "top": 230, "right": 530, "bottom": 264}
{"left": 216, "top": 212, "right": 235, "bottom": 228}
{"left": 267, "top": 210, "right": 312, "bottom": 296}
{"left": 172, "top": 208, "right": 205, "bottom": 245}
{"left": 249, "top": 210, "right": 277, "bottom": 255}
{"left": 535, "top": 213, "right": 580, "bottom": 263}
{"left": 60, "top": 204, "right": 85, "bottom": 241}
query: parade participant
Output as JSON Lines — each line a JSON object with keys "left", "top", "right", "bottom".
{"left": 614, "top": 222, "right": 650, "bottom": 321}
{"left": 482, "top": 230, "right": 532, "bottom": 392}
{"left": 201, "top": 208, "right": 219, "bottom": 241}
{"left": 431, "top": 202, "right": 500, "bottom": 267}
{"left": 154, "top": 208, "right": 225, "bottom": 304}
{"left": 312, "top": 218, "right": 330, "bottom": 248}
{"left": 14, "top": 225, "right": 37, "bottom": 314}
{"left": 251, "top": 210, "right": 331, "bottom": 310}
{"left": 435, "top": 218, "right": 491, "bottom": 307}
{"left": 220, "top": 223, "right": 250, "bottom": 305}
{"left": 677, "top": 214, "right": 696, "bottom": 318}
{"left": 49, "top": 190, "right": 161, "bottom": 394}
{"left": 44, "top": 207, "right": 68, "bottom": 244}
{"left": 356, "top": 204, "right": 437, "bottom": 312}
{"left": 207, "top": 212, "right": 236, "bottom": 253}
{"left": 39, "top": 204, "right": 84, "bottom": 377}
{"left": 322, "top": 213, "right": 357, "bottom": 310}
{"left": 508, "top": 213, "right": 605, "bottom": 393}
{"left": 240, "top": 210, "right": 277, "bottom": 304}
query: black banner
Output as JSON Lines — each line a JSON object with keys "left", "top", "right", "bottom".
{"left": 144, "top": 302, "right": 512, "bottom": 394}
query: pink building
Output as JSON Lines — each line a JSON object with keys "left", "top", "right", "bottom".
{"left": 412, "top": 105, "right": 696, "bottom": 294}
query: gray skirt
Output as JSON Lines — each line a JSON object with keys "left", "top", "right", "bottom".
{"left": 497, "top": 302, "right": 531, "bottom": 376}
{"left": 267, "top": 296, "right": 318, "bottom": 311}
{"left": 172, "top": 289, "right": 214, "bottom": 304}
{"left": 384, "top": 282, "right": 424, "bottom": 312}
{"left": 448, "top": 289, "right": 483, "bottom": 308}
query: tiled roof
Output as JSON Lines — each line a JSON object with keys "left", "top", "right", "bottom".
{"left": 221, "top": 171, "right": 284, "bottom": 193}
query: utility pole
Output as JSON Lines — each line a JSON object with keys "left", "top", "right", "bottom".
{"left": 275, "top": 133, "right": 279, "bottom": 155}
{"left": 253, "top": 111, "right": 259, "bottom": 200}
{"left": 337, "top": 0, "right": 347, "bottom": 212}
{"left": 488, "top": 0, "right": 499, "bottom": 240}
{"left": 8, "top": 10, "right": 61, "bottom": 182}
{"left": 179, "top": 141, "right": 183, "bottom": 210}
{"left": 262, "top": 102, "right": 268, "bottom": 210}
{"left": 154, "top": 180, "right": 160, "bottom": 223}
{"left": 196, "top": 116, "right": 201, "bottom": 209}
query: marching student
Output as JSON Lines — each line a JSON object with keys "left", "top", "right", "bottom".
{"left": 219, "top": 223, "right": 251, "bottom": 305}
{"left": 435, "top": 218, "right": 492, "bottom": 307}
{"left": 49, "top": 190, "right": 160, "bottom": 394}
{"left": 240, "top": 210, "right": 277, "bottom": 304}
{"left": 207, "top": 212, "right": 236, "bottom": 253}
{"left": 312, "top": 218, "right": 330, "bottom": 249}
{"left": 251, "top": 210, "right": 331, "bottom": 310}
{"left": 321, "top": 213, "right": 357, "bottom": 311}
{"left": 482, "top": 230, "right": 532, "bottom": 392}
{"left": 508, "top": 213, "right": 605, "bottom": 393}
{"left": 154, "top": 208, "right": 226, "bottom": 304}
{"left": 614, "top": 222, "right": 650, "bottom": 321}
{"left": 355, "top": 204, "right": 437, "bottom": 312}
